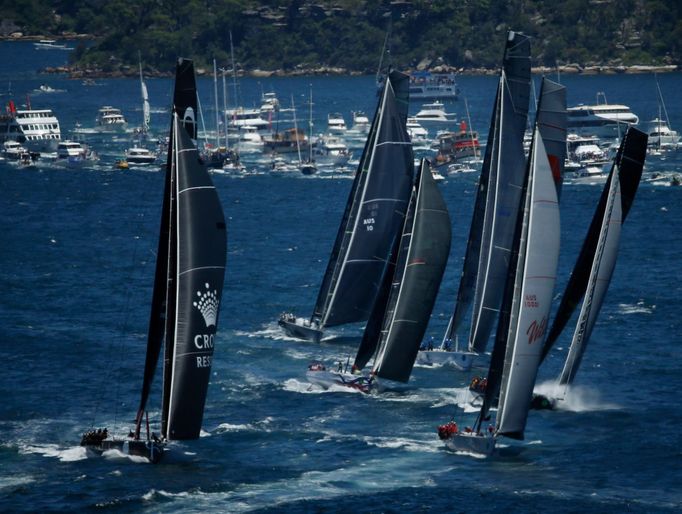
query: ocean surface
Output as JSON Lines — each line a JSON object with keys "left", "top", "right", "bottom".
{"left": 1, "top": 41, "right": 681, "bottom": 513}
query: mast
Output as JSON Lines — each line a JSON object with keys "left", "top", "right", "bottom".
{"left": 213, "top": 59, "right": 220, "bottom": 149}
{"left": 442, "top": 31, "right": 531, "bottom": 353}
{"left": 468, "top": 31, "right": 531, "bottom": 355}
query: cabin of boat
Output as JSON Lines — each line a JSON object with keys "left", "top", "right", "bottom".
{"left": 126, "top": 147, "right": 157, "bottom": 164}
{"left": 327, "top": 113, "right": 347, "bottom": 133}
{"left": 414, "top": 101, "right": 453, "bottom": 122}
{"left": 567, "top": 94, "right": 638, "bottom": 138}
{"left": 96, "top": 106, "right": 127, "bottom": 127}
{"left": 0, "top": 105, "right": 61, "bottom": 152}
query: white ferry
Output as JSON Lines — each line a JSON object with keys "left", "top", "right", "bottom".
{"left": 0, "top": 102, "right": 61, "bottom": 153}
{"left": 567, "top": 93, "right": 639, "bottom": 138}
{"left": 408, "top": 71, "right": 459, "bottom": 101}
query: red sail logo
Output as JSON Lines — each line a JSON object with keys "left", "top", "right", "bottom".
{"left": 526, "top": 317, "right": 547, "bottom": 345}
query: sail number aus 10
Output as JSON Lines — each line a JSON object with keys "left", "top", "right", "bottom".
{"left": 363, "top": 217, "right": 375, "bottom": 231}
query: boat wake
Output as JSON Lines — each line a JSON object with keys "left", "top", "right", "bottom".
{"left": 617, "top": 300, "right": 654, "bottom": 315}
{"left": 19, "top": 443, "right": 88, "bottom": 462}
{"left": 282, "top": 378, "right": 365, "bottom": 394}
{"left": 533, "top": 381, "right": 622, "bottom": 412}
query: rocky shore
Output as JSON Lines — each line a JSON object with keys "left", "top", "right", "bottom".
{"left": 40, "top": 62, "right": 680, "bottom": 80}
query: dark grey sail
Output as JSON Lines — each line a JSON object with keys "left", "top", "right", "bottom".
{"left": 136, "top": 59, "right": 227, "bottom": 442}
{"left": 443, "top": 32, "right": 531, "bottom": 353}
{"left": 368, "top": 159, "right": 452, "bottom": 382}
{"left": 540, "top": 128, "right": 647, "bottom": 366}
{"left": 312, "top": 71, "right": 413, "bottom": 328}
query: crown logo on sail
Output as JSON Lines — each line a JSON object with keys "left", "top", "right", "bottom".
{"left": 194, "top": 283, "right": 220, "bottom": 328}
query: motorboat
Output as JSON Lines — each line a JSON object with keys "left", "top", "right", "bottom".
{"left": 96, "top": 106, "right": 128, "bottom": 130}
{"left": 313, "top": 134, "right": 351, "bottom": 166}
{"left": 406, "top": 117, "right": 428, "bottom": 142}
{"left": 56, "top": 140, "right": 96, "bottom": 165}
{"left": 2, "top": 140, "right": 32, "bottom": 162}
{"left": 646, "top": 118, "right": 680, "bottom": 149}
{"left": 125, "top": 147, "right": 157, "bottom": 165}
{"left": 33, "top": 39, "right": 71, "bottom": 50}
{"left": 225, "top": 107, "right": 270, "bottom": 131}
{"left": 414, "top": 101, "right": 454, "bottom": 123}
{"left": 327, "top": 113, "right": 347, "bottom": 134}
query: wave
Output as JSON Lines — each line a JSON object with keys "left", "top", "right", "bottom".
{"left": 19, "top": 443, "right": 88, "bottom": 462}
{"left": 617, "top": 300, "right": 654, "bottom": 315}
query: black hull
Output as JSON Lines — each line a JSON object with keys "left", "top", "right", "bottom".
{"left": 278, "top": 315, "right": 322, "bottom": 343}
{"left": 129, "top": 440, "right": 164, "bottom": 463}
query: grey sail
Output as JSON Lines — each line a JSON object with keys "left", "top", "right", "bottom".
{"left": 541, "top": 128, "right": 647, "bottom": 365}
{"left": 136, "top": 58, "right": 227, "bottom": 442}
{"left": 443, "top": 31, "right": 531, "bottom": 353}
{"left": 313, "top": 70, "right": 414, "bottom": 328}
{"left": 557, "top": 128, "right": 647, "bottom": 386}
{"left": 370, "top": 159, "right": 452, "bottom": 382}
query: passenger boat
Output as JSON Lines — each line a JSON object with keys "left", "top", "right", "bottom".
{"left": 567, "top": 93, "right": 639, "bottom": 138}
{"left": 408, "top": 71, "right": 459, "bottom": 101}
{"left": 0, "top": 101, "right": 61, "bottom": 153}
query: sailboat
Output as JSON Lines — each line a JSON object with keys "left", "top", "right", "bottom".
{"left": 418, "top": 31, "right": 531, "bottom": 369}
{"left": 307, "top": 158, "right": 451, "bottom": 391}
{"left": 80, "top": 58, "right": 227, "bottom": 462}
{"left": 278, "top": 70, "right": 414, "bottom": 342}
{"left": 124, "top": 55, "right": 156, "bottom": 166}
{"left": 531, "top": 127, "right": 647, "bottom": 408}
{"left": 438, "top": 78, "right": 564, "bottom": 456}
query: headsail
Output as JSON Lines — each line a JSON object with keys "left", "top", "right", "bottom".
{"left": 554, "top": 128, "right": 647, "bottom": 385}
{"left": 540, "top": 128, "right": 647, "bottom": 366}
{"left": 361, "top": 160, "right": 452, "bottom": 382}
{"left": 311, "top": 70, "right": 414, "bottom": 328}
{"left": 442, "top": 31, "right": 531, "bottom": 353}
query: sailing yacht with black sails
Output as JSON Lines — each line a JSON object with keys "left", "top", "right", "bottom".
{"left": 279, "top": 71, "right": 414, "bottom": 342}
{"left": 81, "top": 58, "right": 227, "bottom": 462}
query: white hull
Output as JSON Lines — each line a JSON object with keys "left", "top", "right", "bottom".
{"left": 444, "top": 432, "right": 495, "bottom": 456}
{"left": 416, "top": 349, "right": 476, "bottom": 370}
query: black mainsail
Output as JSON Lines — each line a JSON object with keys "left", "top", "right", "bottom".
{"left": 541, "top": 128, "right": 646, "bottom": 385}
{"left": 135, "top": 58, "right": 227, "bottom": 441}
{"left": 310, "top": 71, "right": 414, "bottom": 329}
{"left": 442, "top": 31, "right": 531, "bottom": 353}
{"left": 355, "top": 159, "right": 451, "bottom": 382}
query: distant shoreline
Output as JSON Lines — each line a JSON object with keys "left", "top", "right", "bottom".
{"left": 4, "top": 35, "right": 679, "bottom": 78}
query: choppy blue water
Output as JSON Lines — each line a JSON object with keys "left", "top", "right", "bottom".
{"left": 1, "top": 41, "right": 681, "bottom": 513}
